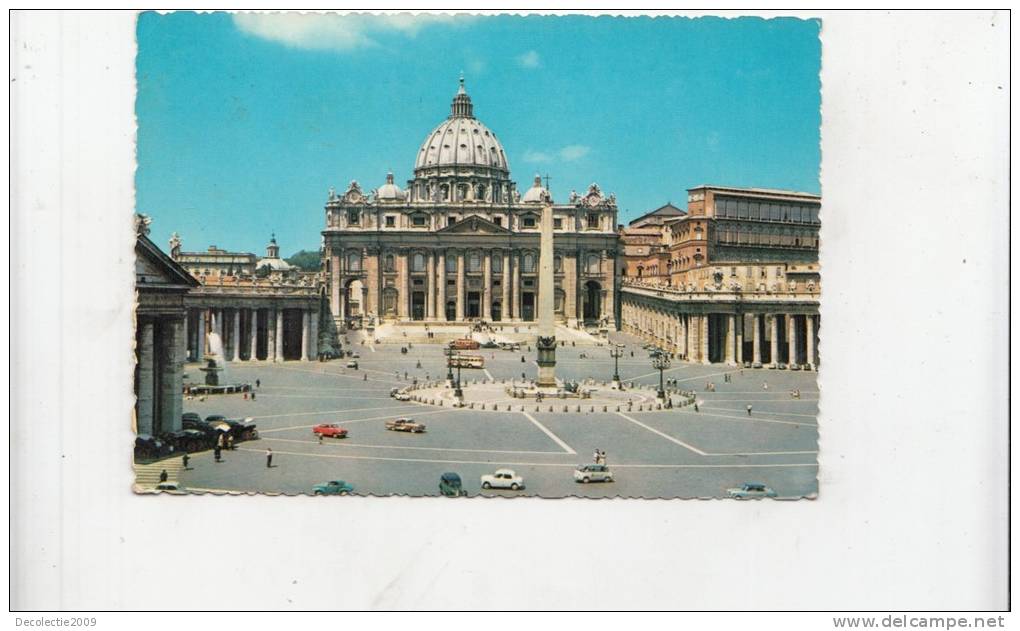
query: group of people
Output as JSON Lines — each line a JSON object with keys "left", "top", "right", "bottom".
{"left": 593, "top": 449, "right": 608, "bottom": 465}
{"left": 213, "top": 432, "right": 235, "bottom": 462}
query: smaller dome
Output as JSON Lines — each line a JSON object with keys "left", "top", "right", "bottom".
{"left": 521, "top": 174, "right": 552, "bottom": 203}
{"left": 257, "top": 257, "right": 293, "bottom": 271}
{"left": 376, "top": 171, "right": 406, "bottom": 201}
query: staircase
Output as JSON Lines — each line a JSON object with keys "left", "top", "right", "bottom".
{"left": 133, "top": 455, "right": 186, "bottom": 490}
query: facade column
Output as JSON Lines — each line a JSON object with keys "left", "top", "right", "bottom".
{"left": 136, "top": 320, "right": 155, "bottom": 436}
{"left": 249, "top": 308, "right": 258, "bottom": 361}
{"left": 330, "top": 252, "right": 342, "bottom": 323}
{"left": 310, "top": 310, "right": 319, "bottom": 360}
{"left": 725, "top": 314, "right": 736, "bottom": 365}
{"left": 788, "top": 314, "right": 798, "bottom": 366}
{"left": 275, "top": 308, "right": 284, "bottom": 361}
{"left": 301, "top": 310, "right": 310, "bottom": 361}
{"left": 501, "top": 249, "right": 511, "bottom": 322}
{"left": 770, "top": 314, "right": 779, "bottom": 367}
{"left": 700, "top": 314, "right": 710, "bottom": 364}
{"left": 807, "top": 314, "right": 817, "bottom": 369}
{"left": 681, "top": 314, "right": 689, "bottom": 359}
{"left": 266, "top": 310, "right": 276, "bottom": 361}
{"left": 184, "top": 311, "right": 191, "bottom": 361}
{"left": 753, "top": 314, "right": 762, "bottom": 365}
{"left": 482, "top": 251, "right": 492, "bottom": 320}
{"left": 425, "top": 251, "right": 435, "bottom": 320}
{"left": 436, "top": 250, "right": 446, "bottom": 321}
{"left": 215, "top": 309, "right": 224, "bottom": 340}
{"left": 397, "top": 250, "right": 408, "bottom": 320}
{"left": 197, "top": 309, "right": 206, "bottom": 360}
{"left": 455, "top": 250, "right": 465, "bottom": 320}
{"left": 511, "top": 251, "right": 521, "bottom": 321}
{"left": 232, "top": 308, "right": 241, "bottom": 362}
{"left": 160, "top": 317, "right": 185, "bottom": 433}
{"left": 735, "top": 314, "right": 744, "bottom": 364}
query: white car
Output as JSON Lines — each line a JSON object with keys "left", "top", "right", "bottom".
{"left": 394, "top": 392, "right": 411, "bottom": 401}
{"left": 154, "top": 482, "right": 186, "bottom": 494}
{"left": 480, "top": 469, "right": 525, "bottom": 491}
{"left": 346, "top": 360, "right": 359, "bottom": 369}
{"left": 726, "top": 483, "right": 777, "bottom": 499}
{"left": 573, "top": 464, "right": 614, "bottom": 483}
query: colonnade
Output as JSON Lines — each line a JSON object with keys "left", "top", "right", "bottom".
{"left": 185, "top": 305, "right": 320, "bottom": 362}
{"left": 620, "top": 300, "right": 819, "bottom": 368}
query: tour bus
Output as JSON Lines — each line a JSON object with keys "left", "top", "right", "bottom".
{"left": 449, "top": 354, "right": 485, "bottom": 369}
{"left": 449, "top": 338, "right": 481, "bottom": 350}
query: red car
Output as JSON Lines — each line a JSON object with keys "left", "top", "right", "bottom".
{"left": 313, "top": 423, "right": 349, "bottom": 439}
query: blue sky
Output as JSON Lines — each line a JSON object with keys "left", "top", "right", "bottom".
{"left": 136, "top": 12, "right": 820, "bottom": 256}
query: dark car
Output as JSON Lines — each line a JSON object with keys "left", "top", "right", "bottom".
{"left": 161, "top": 428, "right": 207, "bottom": 452}
{"left": 182, "top": 412, "right": 202, "bottom": 424}
{"left": 223, "top": 417, "right": 259, "bottom": 441}
{"left": 439, "top": 472, "right": 467, "bottom": 497}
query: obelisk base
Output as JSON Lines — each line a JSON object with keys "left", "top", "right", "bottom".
{"left": 536, "top": 335, "right": 557, "bottom": 388}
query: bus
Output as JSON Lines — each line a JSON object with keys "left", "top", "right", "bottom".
{"left": 449, "top": 338, "right": 481, "bottom": 350}
{"left": 449, "top": 354, "right": 485, "bottom": 369}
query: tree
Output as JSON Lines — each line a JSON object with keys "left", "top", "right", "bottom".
{"left": 317, "top": 295, "right": 341, "bottom": 358}
{"left": 286, "top": 250, "right": 321, "bottom": 272}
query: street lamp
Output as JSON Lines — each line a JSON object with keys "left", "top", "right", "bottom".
{"left": 444, "top": 346, "right": 455, "bottom": 384}
{"left": 445, "top": 346, "right": 463, "bottom": 399}
{"left": 610, "top": 344, "right": 624, "bottom": 386}
{"left": 651, "top": 351, "right": 671, "bottom": 400}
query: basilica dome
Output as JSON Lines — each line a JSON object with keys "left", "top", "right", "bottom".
{"left": 413, "top": 78, "right": 510, "bottom": 174}
{"left": 375, "top": 171, "right": 406, "bottom": 201}
{"left": 521, "top": 174, "right": 552, "bottom": 203}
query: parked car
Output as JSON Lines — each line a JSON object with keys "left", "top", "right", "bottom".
{"left": 480, "top": 469, "right": 525, "bottom": 491}
{"left": 346, "top": 360, "right": 359, "bottom": 369}
{"left": 350, "top": 352, "right": 361, "bottom": 359}
{"left": 574, "top": 463, "right": 614, "bottom": 483}
{"left": 480, "top": 340, "right": 498, "bottom": 349}
{"left": 312, "top": 480, "right": 354, "bottom": 495}
{"left": 500, "top": 342, "right": 521, "bottom": 351}
{"left": 439, "top": 472, "right": 467, "bottom": 497}
{"left": 162, "top": 428, "right": 207, "bottom": 452}
{"left": 182, "top": 412, "right": 202, "bottom": 424}
{"left": 385, "top": 417, "right": 426, "bottom": 433}
{"left": 221, "top": 417, "right": 259, "bottom": 441}
{"left": 726, "top": 483, "right": 777, "bottom": 499}
{"left": 313, "top": 423, "right": 348, "bottom": 439}
{"left": 394, "top": 392, "right": 411, "bottom": 401}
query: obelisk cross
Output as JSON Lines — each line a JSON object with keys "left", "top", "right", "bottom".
{"left": 536, "top": 202, "right": 557, "bottom": 388}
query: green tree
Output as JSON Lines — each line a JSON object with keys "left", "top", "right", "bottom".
{"left": 317, "top": 295, "right": 341, "bottom": 358}
{"left": 286, "top": 250, "right": 321, "bottom": 272}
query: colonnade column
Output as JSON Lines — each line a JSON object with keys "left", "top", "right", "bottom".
{"left": 735, "top": 314, "right": 744, "bottom": 364}
{"left": 275, "top": 309, "right": 284, "bottom": 361}
{"left": 425, "top": 252, "right": 435, "bottom": 320}
{"left": 161, "top": 318, "right": 185, "bottom": 432}
{"left": 752, "top": 314, "right": 762, "bottom": 365}
{"left": 770, "top": 315, "right": 779, "bottom": 367}
{"left": 266, "top": 310, "right": 277, "bottom": 362}
{"left": 725, "top": 314, "right": 736, "bottom": 365}
{"left": 232, "top": 309, "right": 241, "bottom": 362}
{"left": 301, "top": 311, "right": 310, "bottom": 361}
{"left": 136, "top": 321, "right": 155, "bottom": 436}
{"left": 807, "top": 314, "right": 817, "bottom": 369}
{"left": 788, "top": 314, "right": 798, "bottom": 366}
{"left": 455, "top": 250, "right": 465, "bottom": 320}
{"left": 309, "top": 310, "right": 319, "bottom": 360}
{"left": 330, "top": 252, "right": 342, "bottom": 323}
{"left": 482, "top": 252, "right": 492, "bottom": 320}
{"left": 501, "top": 250, "right": 511, "bottom": 322}
{"left": 197, "top": 309, "right": 206, "bottom": 360}
{"left": 681, "top": 315, "right": 689, "bottom": 359}
{"left": 249, "top": 309, "right": 258, "bottom": 360}
{"left": 397, "top": 250, "right": 408, "bottom": 320}
{"left": 436, "top": 251, "right": 446, "bottom": 321}
{"left": 700, "top": 315, "right": 710, "bottom": 364}
{"left": 184, "top": 314, "right": 190, "bottom": 362}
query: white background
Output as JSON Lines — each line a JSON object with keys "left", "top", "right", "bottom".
{"left": 8, "top": 10, "right": 1011, "bottom": 611}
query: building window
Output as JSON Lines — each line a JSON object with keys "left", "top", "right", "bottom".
{"left": 446, "top": 255, "right": 457, "bottom": 273}
{"left": 587, "top": 213, "right": 599, "bottom": 229}
{"left": 492, "top": 255, "right": 503, "bottom": 273}
{"left": 493, "top": 216, "right": 502, "bottom": 227}
{"left": 385, "top": 215, "right": 395, "bottom": 228}
{"left": 412, "top": 253, "right": 426, "bottom": 272}
{"left": 384, "top": 254, "right": 395, "bottom": 272}
{"left": 346, "top": 252, "right": 361, "bottom": 271}
{"left": 412, "top": 215, "right": 427, "bottom": 227}
{"left": 448, "top": 216, "right": 458, "bottom": 226}
{"left": 468, "top": 251, "right": 482, "bottom": 272}
{"left": 554, "top": 255, "right": 562, "bottom": 273}
{"left": 522, "top": 253, "right": 536, "bottom": 273}
{"left": 347, "top": 209, "right": 361, "bottom": 225}
{"left": 586, "top": 254, "right": 600, "bottom": 274}
{"left": 554, "top": 218, "right": 563, "bottom": 230}
{"left": 522, "top": 216, "right": 536, "bottom": 229}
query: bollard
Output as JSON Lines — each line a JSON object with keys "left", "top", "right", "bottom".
{"left": 439, "top": 400, "right": 443, "bottom": 406}
{"left": 564, "top": 405, "right": 569, "bottom": 413}
{"left": 576, "top": 405, "right": 581, "bottom": 413}
{"left": 657, "top": 403, "right": 662, "bottom": 410}
{"left": 549, "top": 406, "right": 554, "bottom": 412}
{"left": 615, "top": 405, "right": 620, "bottom": 412}
{"left": 535, "top": 406, "right": 540, "bottom": 412}
{"left": 590, "top": 406, "right": 595, "bottom": 413}
{"left": 638, "top": 405, "right": 643, "bottom": 411}
{"left": 470, "top": 402, "right": 475, "bottom": 409}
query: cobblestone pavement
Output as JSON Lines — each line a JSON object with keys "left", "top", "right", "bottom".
{"left": 173, "top": 331, "right": 819, "bottom": 498}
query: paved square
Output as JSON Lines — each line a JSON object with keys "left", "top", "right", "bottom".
{"left": 172, "top": 332, "right": 818, "bottom": 498}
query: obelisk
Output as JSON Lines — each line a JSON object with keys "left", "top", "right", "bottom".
{"left": 535, "top": 202, "right": 557, "bottom": 388}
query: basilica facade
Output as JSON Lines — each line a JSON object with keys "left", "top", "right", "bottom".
{"left": 322, "top": 79, "right": 620, "bottom": 331}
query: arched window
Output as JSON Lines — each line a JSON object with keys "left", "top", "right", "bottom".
{"left": 446, "top": 254, "right": 457, "bottom": 273}
{"left": 586, "top": 254, "right": 600, "bottom": 274}
{"left": 347, "top": 252, "right": 361, "bottom": 271}
{"left": 412, "top": 253, "right": 426, "bottom": 272}
{"left": 468, "top": 251, "right": 482, "bottom": 272}
{"left": 384, "top": 254, "right": 395, "bottom": 272}
{"left": 554, "top": 289, "right": 565, "bottom": 313}
{"left": 492, "top": 254, "right": 503, "bottom": 273}
{"left": 440, "top": 184, "right": 450, "bottom": 201}
{"left": 522, "top": 253, "right": 536, "bottom": 273}
{"left": 476, "top": 184, "right": 487, "bottom": 200}
{"left": 554, "top": 255, "right": 563, "bottom": 273}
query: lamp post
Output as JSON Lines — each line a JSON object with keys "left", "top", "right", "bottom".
{"left": 610, "top": 344, "right": 624, "bottom": 386}
{"left": 445, "top": 346, "right": 463, "bottom": 399}
{"left": 651, "top": 351, "right": 671, "bottom": 400}
{"left": 445, "top": 346, "right": 455, "bottom": 384}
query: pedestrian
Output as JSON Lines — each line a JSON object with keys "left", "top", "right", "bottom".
{"left": 762, "top": 382, "right": 768, "bottom": 391}
{"left": 227, "top": 434, "right": 234, "bottom": 450}
{"left": 243, "top": 392, "right": 248, "bottom": 400}
{"left": 266, "top": 448, "right": 273, "bottom": 468}
{"left": 256, "top": 378, "right": 261, "bottom": 388}
{"left": 159, "top": 469, "right": 168, "bottom": 483}
{"left": 318, "top": 434, "right": 323, "bottom": 445}
{"left": 694, "top": 402, "right": 699, "bottom": 413}
{"left": 214, "top": 445, "right": 222, "bottom": 462}
{"left": 363, "top": 374, "right": 368, "bottom": 381}
{"left": 182, "top": 453, "right": 190, "bottom": 469}
{"left": 216, "top": 434, "right": 224, "bottom": 449}
{"left": 521, "top": 372, "right": 526, "bottom": 380}
{"left": 747, "top": 404, "right": 753, "bottom": 416}
{"left": 251, "top": 391, "right": 256, "bottom": 401}
{"left": 520, "top": 356, "right": 525, "bottom": 363}
{"left": 593, "top": 449, "right": 600, "bottom": 463}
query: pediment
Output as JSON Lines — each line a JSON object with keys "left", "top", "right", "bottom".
{"left": 436, "top": 214, "right": 510, "bottom": 235}
{"left": 136, "top": 235, "right": 200, "bottom": 288}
